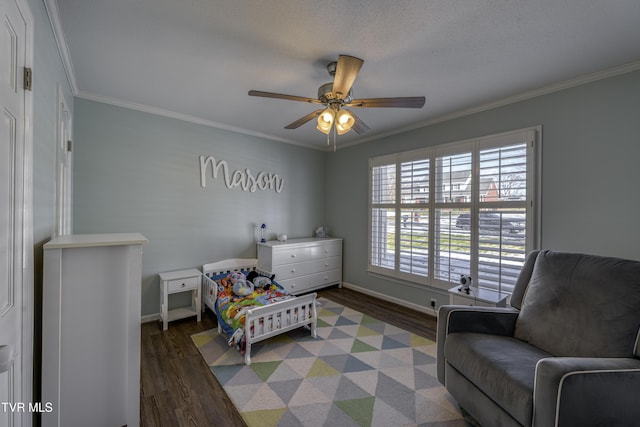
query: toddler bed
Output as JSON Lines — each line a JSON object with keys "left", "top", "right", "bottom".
{"left": 202, "top": 258, "right": 317, "bottom": 365}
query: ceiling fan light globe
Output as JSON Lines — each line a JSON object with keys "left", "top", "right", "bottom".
{"left": 317, "top": 123, "right": 332, "bottom": 134}
{"left": 335, "top": 110, "right": 355, "bottom": 134}
{"left": 316, "top": 108, "right": 335, "bottom": 134}
{"left": 321, "top": 110, "right": 333, "bottom": 122}
{"left": 335, "top": 124, "right": 352, "bottom": 135}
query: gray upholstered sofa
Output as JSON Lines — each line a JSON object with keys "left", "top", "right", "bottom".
{"left": 437, "top": 250, "right": 640, "bottom": 427}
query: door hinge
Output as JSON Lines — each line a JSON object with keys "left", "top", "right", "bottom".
{"left": 23, "top": 67, "right": 32, "bottom": 91}
{"left": 66, "top": 140, "right": 72, "bottom": 152}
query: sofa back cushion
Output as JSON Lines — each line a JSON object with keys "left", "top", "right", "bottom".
{"left": 509, "top": 250, "right": 540, "bottom": 310}
{"left": 514, "top": 251, "right": 640, "bottom": 357}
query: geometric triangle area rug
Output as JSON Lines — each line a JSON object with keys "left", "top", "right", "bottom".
{"left": 191, "top": 297, "right": 468, "bottom": 426}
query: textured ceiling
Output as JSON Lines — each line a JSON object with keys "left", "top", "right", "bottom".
{"left": 54, "top": 0, "right": 640, "bottom": 150}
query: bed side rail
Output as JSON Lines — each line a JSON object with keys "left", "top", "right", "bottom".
{"left": 245, "top": 293, "right": 317, "bottom": 341}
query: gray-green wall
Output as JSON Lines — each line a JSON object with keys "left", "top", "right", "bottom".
{"left": 326, "top": 69, "right": 640, "bottom": 309}
{"left": 72, "top": 71, "right": 640, "bottom": 317}
{"left": 72, "top": 99, "right": 327, "bottom": 316}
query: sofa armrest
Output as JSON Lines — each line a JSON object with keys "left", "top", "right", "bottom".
{"left": 436, "top": 305, "right": 520, "bottom": 384}
{"left": 534, "top": 357, "right": 640, "bottom": 427}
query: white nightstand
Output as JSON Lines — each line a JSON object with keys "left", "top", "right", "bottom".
{"left": 448, "top": 286, "right": 508, "bottom": 307}
{"left": 159, "top": 268, "right": 202, "bottom": 330}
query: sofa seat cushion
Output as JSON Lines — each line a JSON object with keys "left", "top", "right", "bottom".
{"left": 445, "top": 332, "right": 552, "bottom": 426}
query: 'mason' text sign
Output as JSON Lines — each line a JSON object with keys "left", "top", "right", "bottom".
{"left": 199, "top": 155, "right": 284, "bottom": 193}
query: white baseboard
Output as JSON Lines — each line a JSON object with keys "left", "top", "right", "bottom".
{"left": 342, "top": 281, "right": 438, "bottom": 318}
{"left": 141, "top": 313, "right": 160, "bottom": 324}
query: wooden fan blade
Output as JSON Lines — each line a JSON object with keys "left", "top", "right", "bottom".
{"left": 249, "top": 90, "right": 322, "bottom": 104}
{"left": 348, "top": 110, "right": 370, "bottom": 134}
{"left": 332, "top": 55, "right": 364, "bottom": 99}
{"left": 284, "top": 109, "right": 324, "bottom": 129}
{"left": 348, "top": 96, "right": 425, "bottom": 108}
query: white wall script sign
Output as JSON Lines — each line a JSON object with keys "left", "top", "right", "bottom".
{"left": 199, "top": 155, "right": 284, "bottom": 193}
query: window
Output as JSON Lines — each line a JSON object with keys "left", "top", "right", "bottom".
{"left": 368, "top": 127, "right": 540, "bottom": 294}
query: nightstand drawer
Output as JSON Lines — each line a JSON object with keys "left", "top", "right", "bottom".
{"left": 167, "top": 276, "right": 200, "bottom": 293}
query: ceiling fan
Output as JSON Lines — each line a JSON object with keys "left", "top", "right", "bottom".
{"left": 249, "top": 55, "right": 425, "bottom": 149}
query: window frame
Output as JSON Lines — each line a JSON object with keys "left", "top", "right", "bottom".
{"left": 368, "top": 126, "right": 541, "bottom": 293}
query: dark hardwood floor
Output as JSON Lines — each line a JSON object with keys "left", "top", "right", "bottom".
{"left": 140, "top": 286, "right": 438, "bottom": 427}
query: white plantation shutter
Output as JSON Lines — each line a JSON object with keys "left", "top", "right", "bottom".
{"left": 434, "top": 151, "right": 473, "bottom": 283}
{"left": 476, "top": 139, "right": 529, "bottom": 293}
{"left": 399, "top": 159, "right": 430, "bottom": 277}
{"left": 368, "top": 127, "right": 539, "bottom": 294}
{"left": 370, "top": 160, "right": 396, "bottom": 272}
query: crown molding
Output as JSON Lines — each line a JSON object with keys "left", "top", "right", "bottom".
{"left": 76, "top": 91, "right": 328, "bottom": 150}
{"left": 71, "top": 50, "right": 639, "bottom": 153}
{"left": 44, "top": 0, "right": 78, "bottom": 95}
{"left": 338, "top": 59, "right": 640, "bottom": 150}
{"left": 80, "top": 57, "right": 640, "bottom": 153}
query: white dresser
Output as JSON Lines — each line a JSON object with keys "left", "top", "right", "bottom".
{"left": 42, "top": 233, "right": 147, "bottom": 427}
{"left": 257, "top": 237, "right": 342, "bottom": 294}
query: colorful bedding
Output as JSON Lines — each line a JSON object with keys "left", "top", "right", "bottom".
{"left": 210, "top": 271, "right": 295, "bottom": 352}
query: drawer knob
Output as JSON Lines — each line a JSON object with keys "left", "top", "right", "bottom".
{"left": 324, "top": 263, "right": 329, "bottom": 267}
{"left": 291, "top": 269, "right": 296, "bottom": 273}
{"left": 291, "top": 254, "right": 296, "bottom": 258}
{"left": 181, "top": 283, "right": 186, "bottom": 287}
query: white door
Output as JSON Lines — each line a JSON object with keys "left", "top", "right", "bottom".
{"left": 1, "top": 0, "right": 33, "bottom": 425}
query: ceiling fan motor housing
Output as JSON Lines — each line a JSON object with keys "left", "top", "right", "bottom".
{"left": 318, "top": 82, "right": 352, "bottom": 104}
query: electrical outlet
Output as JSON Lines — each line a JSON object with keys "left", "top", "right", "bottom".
{"left": 430, "top": 298, "right": 437, "bottom": 309}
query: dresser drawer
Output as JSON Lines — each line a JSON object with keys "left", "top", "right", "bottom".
{"left": 308, "top": 269, "right": 342, "bottom": 288}
{"left": 308, "top": 256, "right": 341, "bottom": 274}
{"left": 167, "top": 276, "right": 200, "bottom": 293}
{"left": 277, "top": 276, "right": 310, "bottom": 294}
{"left": 272, "top": 247, "right": 310, "bottom": 265}
{"left": 310, "top": 241, "right": 342, "bottom": 259}
{"left": 273, "top": 262, "right": 309, "bottom": 280}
